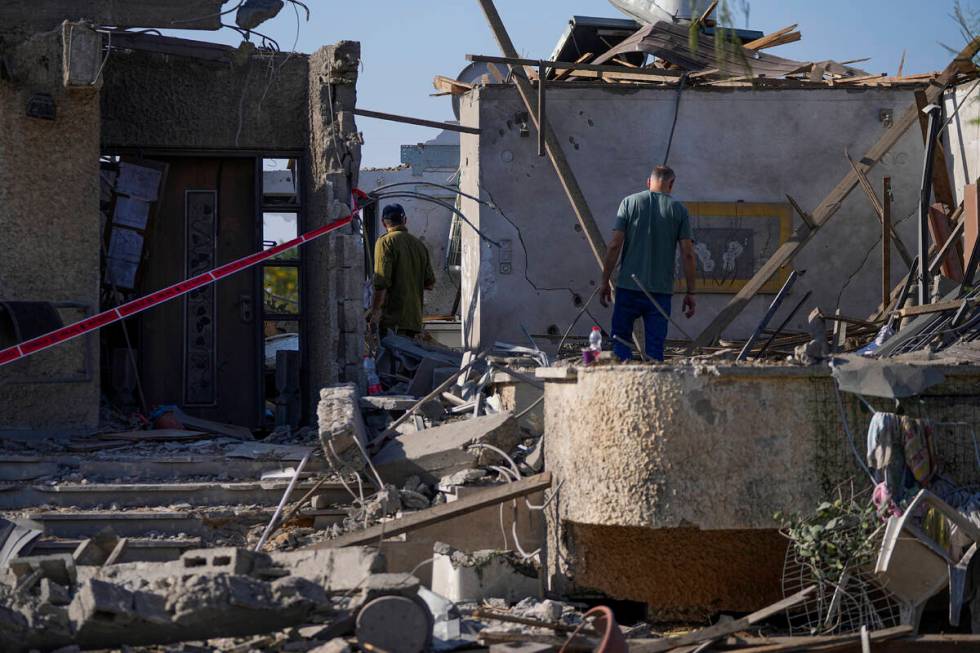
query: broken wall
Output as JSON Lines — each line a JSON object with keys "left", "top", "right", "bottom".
{"left": 360, "top": 129, "right": 462, "bottom": 317}
{"left": 459, "top": 85, "right": 927, "bottom": 349}
{"left": 306, "top": 41, "right": 365, "bottom": 401}
{"left": 101, "top": 39, "right": 366, "bottom": 414}
{"left": 0, "top": 25, "right": 102, "bottom": 433}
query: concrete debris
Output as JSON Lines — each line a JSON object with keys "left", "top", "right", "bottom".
{"left": 40, "top": 577, "right": 70, "bottom": 605}
{"left": 318, "top": 384, "right": 371, "bottom": 471}
{"left": 8, "top": 553, "right": 77, "bottom": 589}
{"left": 359, "top": 394, "right": 419, "bottom": 411}
{"left": 372, "top": 412, "right": 522, "bottom": 486}
{"left": 0, "top": 543, "right": 403, "bottom": 652}
{"left": 438, "top": 468, "right": 489, "bottom": 491}
{"left": 431, "top": 543, "right": 540, "bottom": 603}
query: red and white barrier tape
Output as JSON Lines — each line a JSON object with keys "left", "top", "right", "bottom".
{"left": 0, "top": 206, "right": 362, "bottom": 368}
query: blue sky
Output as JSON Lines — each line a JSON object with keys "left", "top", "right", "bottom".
{"left": 166, "top": 0, "right": 977, "bottom": 168}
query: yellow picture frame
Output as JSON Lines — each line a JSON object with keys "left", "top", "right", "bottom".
{"left": 673, "top": 202, "right": 793, "bottom": 294}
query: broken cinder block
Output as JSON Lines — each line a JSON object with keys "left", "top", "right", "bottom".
{"left": 430, "top": 543, "right": 540, "bottom": 603}
{"left": 9, "top": 553, "right": 77, "bottom": 589}
{"left": 180, "top": 547, "right": 271, "bottom": 576}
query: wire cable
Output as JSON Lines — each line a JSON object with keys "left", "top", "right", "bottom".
{"left": 662, "top": 72, "right": 688, "bottom": 166}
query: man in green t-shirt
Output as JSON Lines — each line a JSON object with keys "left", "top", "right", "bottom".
{"left": 599, "top": 166, "right": 697, "bottom": 361}
{"left": 368, "top": 204, "right": 436, "bottom": 337}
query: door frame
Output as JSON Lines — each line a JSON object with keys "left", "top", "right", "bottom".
{"left": 102, "top": 148, "right": 308, "bottom": 428}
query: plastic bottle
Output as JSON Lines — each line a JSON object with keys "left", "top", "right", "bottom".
{"left": 587, "top": 327, "right": 603, "bottom": 364}
{"left": 363, "top": 356, "right": 382, "bottom": 395}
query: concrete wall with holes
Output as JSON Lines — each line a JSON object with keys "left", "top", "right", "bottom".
{"left": 359, "top": 130, "right": 461, "bottom": 318}
{"left": 459, "top": 84, "right": 931, "bottom": 351}
{"left": 0, "top": 25, "right": 101, "bottom": 433}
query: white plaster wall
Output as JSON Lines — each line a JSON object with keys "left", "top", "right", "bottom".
{"left": 460, "top": 85, "right": 929, "bottom": 349}
{"left": 946, "top": 82, "right": 980, "bottom": 203}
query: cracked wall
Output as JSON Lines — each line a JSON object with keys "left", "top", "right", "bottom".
{"left": 459, "top": 85, "right": 928, "bottom": 349}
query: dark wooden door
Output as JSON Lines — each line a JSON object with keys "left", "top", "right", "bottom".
{"left": 139, "top": 157, "right": 259, "bottom": 428}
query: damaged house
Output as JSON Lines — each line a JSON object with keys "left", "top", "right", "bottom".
{"left": 4, "top": 0, "right": 980, "bottom": 651}
{"left": 0, "top": 0, "right": 365, "bottom": 436}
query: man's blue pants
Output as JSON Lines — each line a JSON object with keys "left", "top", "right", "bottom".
{"left": 611, "top": 287, "right": 672, "bottom": 361}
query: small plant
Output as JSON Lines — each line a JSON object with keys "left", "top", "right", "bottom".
{"left": 776, "top": 484, "right": 881, "bottom": 583}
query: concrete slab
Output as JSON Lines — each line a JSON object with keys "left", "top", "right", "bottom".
{"left": 17, "top": 509, "right": 272, "bottom": 539}
{"left": 0, "top": 0, "right": 226, "bottom": 33}
{"left": 372, "top": 412, "right": 522, "bottom": 486}
{"left": 0, "top": 481, "right": 350, "bottom": 510}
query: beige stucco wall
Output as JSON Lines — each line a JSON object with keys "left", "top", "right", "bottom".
{"left": 0, "top": 25, "right": 101, "bottom": 432}
{"left": 541, "top": 363, "right": 980, "bottom": 612}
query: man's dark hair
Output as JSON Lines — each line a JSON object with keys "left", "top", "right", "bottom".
{"left": 650, "top": 165, "right": 676, "bottom": 184}
{"left": 382, "top": 203, "right": 406, "bottom": 225}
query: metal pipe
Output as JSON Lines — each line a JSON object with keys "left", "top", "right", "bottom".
{"left": 611, "top": 334, "right": 645, "bottom": 361}
{"left": 917, "top": 104, "right": 942, "bottom": 305}
{"left": 629, "top": 274, "right": 695, "bottom": 342}
{"left": 737, "top": 270, "right": 802, "bottom": 361}
{"left": 254, "top": 452, "right": 311, "bottom": 552}
{"left": 882, "top": 176, "right": 892, "bottom": 308}
{"left": 757, "top": 290, "right": 813, "bottom": 358}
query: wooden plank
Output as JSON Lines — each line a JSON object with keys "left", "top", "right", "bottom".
{"left": 845, "top": 150, "right": 915, "bottom": 266}
{"left": 871, "top": 203, "right": 963, "bottom": 320}
{"left": 432, "top": 75, "right": 473, "bottom": 95}
{"left": 631, "top": 586, "right": 816, "bottom": 653}
{"left": 730, "top": 625, "right": 912, "bottom": 652}
{"left": 897, "top": 297, "right": 975, "bottom": 319}
{"left": 474, "top": 1, "right": 608, "bottom": 267}
{"left": 467, "top": 53, "right": 686, "bottom": 79}
{"left": 565, "top": 69, "right": 681, "bottom": 84}
{"left": 553, "top": 52, "right": 593, "bottom": 81}
{"left": 694, "top": 36, "right": 980, "bottom": 347}
{"left": 785, "top": 195, "right": 815, "bottom": 230}
{"left": 315, "top": 473, "right": 553, "bottom": 548}
{"left": 592, "top": 21, "right": 819, "bottom": 78}
{"left": 928, "top": 204, "right": 965, "bottom": 280}
{"left": 353, "top": 108, "right": 481, "bottom": 135}
{"left": 744, "top": 24, "right": 800, "bottom": 51}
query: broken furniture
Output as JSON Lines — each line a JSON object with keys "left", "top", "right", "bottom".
{"left": 875, "top": 489, "right": 980, "bottom": 628}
